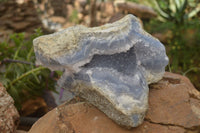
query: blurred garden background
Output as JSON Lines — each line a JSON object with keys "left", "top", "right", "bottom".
{"left": 0, "top": 0, "right": 199, "bottom": 130}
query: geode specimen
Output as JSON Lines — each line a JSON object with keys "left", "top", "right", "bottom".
{"left": 33, "top": 14, "right": 168, "bottom": 128}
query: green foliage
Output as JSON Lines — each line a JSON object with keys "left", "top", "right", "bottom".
{"left": 169, "top": 20, "right": 200, "bottom": 88}
{"left": 133, "top": 0, "right": 200, "bottom": 24}
{"left": 0, "top": 29, "right": 57, "bottom": 110}
{"left": 127, "top": 0, "right": 140, "bottom": 2}
{"left": 0, "top": 0, "right": 8, "bottom": 2}
{"left": 69, "top": 9, "right": 79, "bottom": 24}
{"left": 155, "top": 0, "right": 200, "bottom": 23}
{"left": 168, "top": 20, "right": 200, "bottom": 71}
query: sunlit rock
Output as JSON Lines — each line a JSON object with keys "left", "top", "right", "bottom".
{"left": 33, "top": 14, "right": 168, "bottom": 128}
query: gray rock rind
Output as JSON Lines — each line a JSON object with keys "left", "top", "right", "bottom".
{"left": 33, "top": 14, "right": 168, "bottom": 128}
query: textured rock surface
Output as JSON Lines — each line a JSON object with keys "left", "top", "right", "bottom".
{"left": 28, "top": 73, "right": 200, "bottom": 133}
{"left": 147, "top": 72, "right": 200, "bottom": 129}
{"left": 33, "top": 14, "right": 168, "bottom": 127}
{"left": 0, "top": 83, "right": 20, "bottom": 132}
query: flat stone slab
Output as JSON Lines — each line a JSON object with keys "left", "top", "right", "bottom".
{"left": 33, "top": 14, "right": 168, "bottom": 127}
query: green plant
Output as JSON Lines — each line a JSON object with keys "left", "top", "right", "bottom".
{"left": 69, "top": 9, "right": 79, "bottom": 24}
{"left": 141, "top": 0, "right": 200, "bottom": 24}
{"left": 0, "top": 29, "right": 57, "bottom": 109}
{"left": 168, "top": 20, "right": 200, "bottom": 71}
{"left": 127, "top": 0, "right": 140, "bottom": 2}
{"left": 0, "top": 0, "right": 8, "bottom": 2}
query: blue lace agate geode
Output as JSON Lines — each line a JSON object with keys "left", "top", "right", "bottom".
{"left": 33, "top": 14, "right": 168, "bottom": 128}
